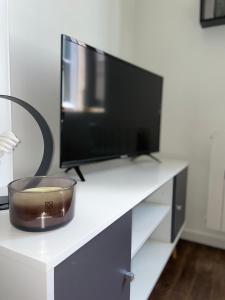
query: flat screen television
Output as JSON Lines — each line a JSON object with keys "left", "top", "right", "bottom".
{"left": 60, "top": 34, "right": 163, "bottom": 169}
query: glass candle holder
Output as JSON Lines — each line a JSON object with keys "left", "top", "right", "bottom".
{"left": 8, "top": 176, "right": 77, "bottom": 232}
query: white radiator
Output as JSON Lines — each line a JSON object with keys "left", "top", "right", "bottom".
{"left": 207, "top": 132, "right": 225, "bottom": 231}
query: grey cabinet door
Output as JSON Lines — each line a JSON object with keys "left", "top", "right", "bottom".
{"left": 54, "top": 211, "right": 132, "bottom": 300}
{"left": 171, "top": 168, "right": 188, "bottom": 242}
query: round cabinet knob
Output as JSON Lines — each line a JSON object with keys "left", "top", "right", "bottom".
{"left": 123, "top": 271, "right": 135, "bottom": 282}
{"left": 176, "top": 204, "right": 182, "bottom": 211}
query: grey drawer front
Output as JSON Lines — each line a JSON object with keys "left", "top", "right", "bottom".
{"left": 171, "top": 168, "right": 188, "bottom": 242}
{"left": 54, "top": 211, "right": 132, "bottom": 300}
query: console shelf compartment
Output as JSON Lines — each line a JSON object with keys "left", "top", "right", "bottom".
{"left": 130, "top": 227, "right": 183, "bottom": 300}
{"left": 131, "top": 202, "right": 170, "bottom": 258}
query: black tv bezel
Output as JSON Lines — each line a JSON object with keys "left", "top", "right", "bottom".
{"left": 60, "top": 34, "right": 163, "bottom": 168}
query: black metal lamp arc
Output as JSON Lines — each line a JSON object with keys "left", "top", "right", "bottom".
{"left": 0, "top": 95, "right": 54, "bottom": 210}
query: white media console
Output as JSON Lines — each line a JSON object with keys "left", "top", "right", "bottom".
{"left": 0, "top": 157, "right": 188, "bottom": 300}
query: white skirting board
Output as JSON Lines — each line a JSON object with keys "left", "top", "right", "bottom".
{"left": 182, "top": 228, "right": 225, "bottom": 250}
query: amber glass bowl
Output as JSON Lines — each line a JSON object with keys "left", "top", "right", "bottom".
{"left": 8, "top": 176, "right": 77, "bottom": 232}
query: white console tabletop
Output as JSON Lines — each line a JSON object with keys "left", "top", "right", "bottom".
{"left": 0, "top": 157, "right": 188, "bottom": 271}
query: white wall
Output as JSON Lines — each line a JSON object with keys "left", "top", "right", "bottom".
{"left": 133, "top": 0, "right": 225, "bottom": 248}
{"left": 8, "top": 0, "right": 225, "bottom": 248}
{"left": 0, "top": 0, "right": 12, "bottom": 197}
{"left": 8, "top": 0, "right": 135, "bottom": 178}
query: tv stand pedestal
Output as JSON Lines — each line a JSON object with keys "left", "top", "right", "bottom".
{"left": 0, "top": 159, "right": 188, "bottom": 300}
{"left": 148, "top": 154, "right": 161, "bottom": 163}
{"left": 65, "top": 166, "right": 85, "bottom": 182}
{"left": 131, "top": 154, "right": 161, "bottom": 163}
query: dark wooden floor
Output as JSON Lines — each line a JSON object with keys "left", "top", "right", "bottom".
{"left": 148, "top": 240, "right": 225, "bottom": 300}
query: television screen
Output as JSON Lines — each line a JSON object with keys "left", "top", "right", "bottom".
{"left": 60, "top": 34, "right": 163, "bottom": 167}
